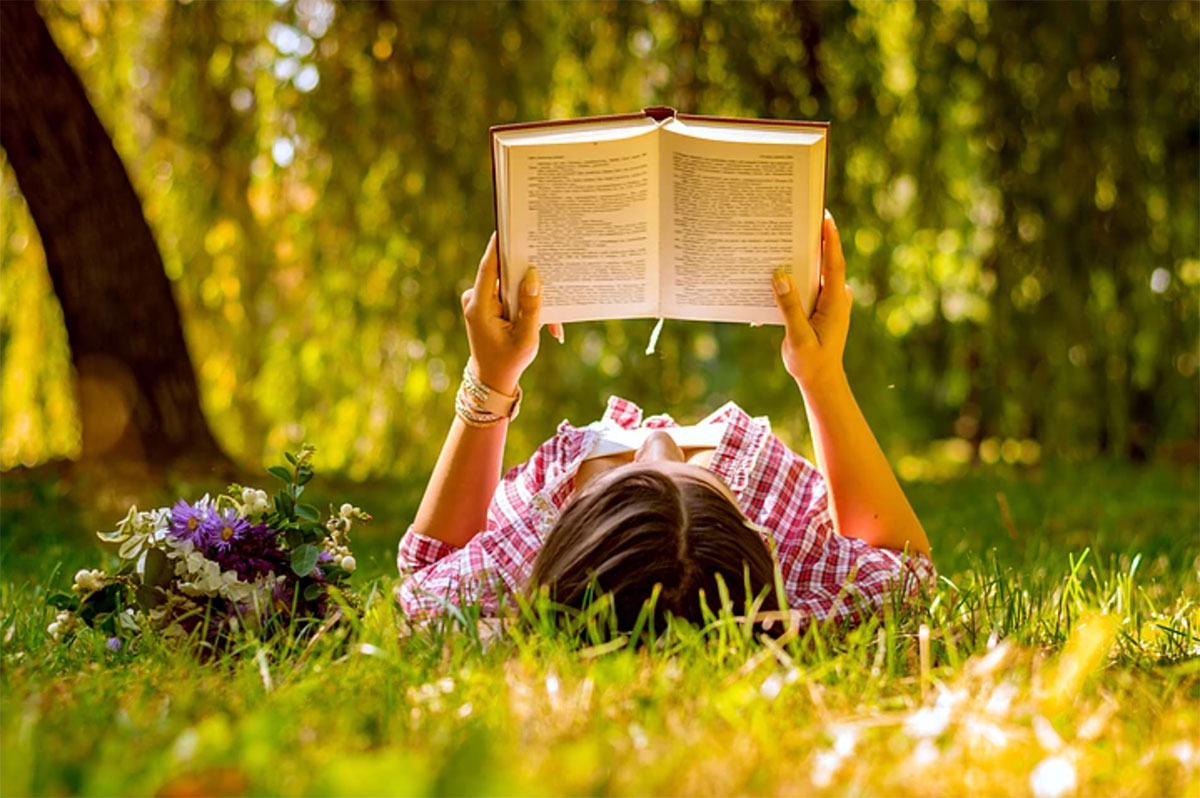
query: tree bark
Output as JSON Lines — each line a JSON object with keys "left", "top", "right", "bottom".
{"left": 0, "top": 1, "right": 230, "bottom": 470}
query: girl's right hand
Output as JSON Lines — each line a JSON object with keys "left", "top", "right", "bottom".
{"left": 771, "top": 211, "right": 853, "bottom": 395}
{"left": 461, "top": 233, "right": 544, "bottom": 396}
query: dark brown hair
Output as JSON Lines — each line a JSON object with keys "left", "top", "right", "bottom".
{"left": 528, "top": 466, "right": 779, "bottom": 632}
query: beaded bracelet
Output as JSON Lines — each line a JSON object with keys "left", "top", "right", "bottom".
{"left": 454, "top": 364, "right": 522, "bottom": 427}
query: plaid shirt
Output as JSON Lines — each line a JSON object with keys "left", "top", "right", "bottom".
{"left": 397, "top": 396, "right": 935, "bottom": 624}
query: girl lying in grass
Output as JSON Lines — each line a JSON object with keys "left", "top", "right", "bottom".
{"left": 396, "top": 211, "right": 934, "bottom": 630}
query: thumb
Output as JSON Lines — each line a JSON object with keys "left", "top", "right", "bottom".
{"left": 773, "top": 267, "right": 816, "bottom": 347}
{"left": 513, "top": 267, "right": 542, "bottom": 343}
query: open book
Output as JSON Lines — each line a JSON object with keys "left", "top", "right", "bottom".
{"left": 491, "top": 106, "right": 829, "bottom": 325}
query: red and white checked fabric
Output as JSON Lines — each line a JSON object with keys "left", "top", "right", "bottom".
{"left": 396, "top": 396, "right": 936, "bottom": 624}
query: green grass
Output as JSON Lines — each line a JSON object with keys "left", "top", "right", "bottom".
{"left": 1, "top": 461, "right": 1198, "bottom": 796}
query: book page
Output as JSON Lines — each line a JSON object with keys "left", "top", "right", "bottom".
{"left": 504, "top": 132, "right": 659, "bottom": 324}
{"left": 658, "top": 121, "right": 824, "bottom": 324}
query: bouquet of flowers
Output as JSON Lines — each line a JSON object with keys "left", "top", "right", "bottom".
{"left": 47, "top": 446, "right": 368, "bottom": 650}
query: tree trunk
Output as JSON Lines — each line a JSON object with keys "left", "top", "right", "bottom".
{"left": 0, "top": 1, "right": 230, "bottom": 471}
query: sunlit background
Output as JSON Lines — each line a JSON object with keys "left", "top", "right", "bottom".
{"left": 2, "top": 0, "right": 1196, "bottom": 480}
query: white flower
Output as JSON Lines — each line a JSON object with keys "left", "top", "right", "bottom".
{"left": 339, "top": 503, "right": 355, "bottom": 519}
{"left": 760, "top": 672, "right": 785, "bottom": 700}
{"left": 904, "top": 705, "right": 951, "bottom": 739}
{"left": 909, "top": 738, "right": 940, "bottom": 768}
{"left": 73, "top": 569, "right": 103, "bottom": 593}
{"left": 811, "top": 750, "right": 842, "bottom": 788}
{"left": 240, "top": 489, "right": 271, "bottom": 518}
{"left": 340, "top": 555, "right": 357, "bottom": 573}
{"left": 1030, "top": 755, "right": 1077, "bottom": 798}
{"left": 47, "top": 610, "right": 76, "bottom": 641}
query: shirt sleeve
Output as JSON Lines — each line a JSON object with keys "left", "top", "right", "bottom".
{"left": 744, "top": 434, "right": 937, "bottom": 625}
{"left": 394, "top": 430, "right": 565, "bottom": 622}
{"left": 394, "top": 527, "right": 508, "bottom": 621}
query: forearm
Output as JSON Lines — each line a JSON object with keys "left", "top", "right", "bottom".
{"left": 411, "top": 416, "right": 507, "bottom": 549}
{"left": 800, "top": 372, "right": 932, "bottom": 558}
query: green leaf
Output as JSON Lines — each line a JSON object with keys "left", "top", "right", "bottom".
{"left": 284, "top": 528, "right": 303, "bottom": 548}
{"left": 47, "top": 592, "right": 78, "bottom": 611}
{"left": 268, "top": 466, "right": 293, "bottom": 483}
{"left": 135, "top": 584, "right": 166, "bottom": 611}
{"left": 285, "top": 452, "right": 298, "bottom": 466}
{"left": 295, "top": 504, "right": 319, "bottom": 522}
{"left": 303, "top": 583, "right": 323, "bottom": 601}
{"left": 142, "top": 548, "right": 170, "bottom": 588}
{"left": 291, "top": 544, "right": 320, "bottom": 577}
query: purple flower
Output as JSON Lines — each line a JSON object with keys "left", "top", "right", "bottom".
{"left": 213, "top": 523, "right": 286, "bottom": 581}
{"left": 169, "top": 499, "right": 210, "bottom": 545}
{"left": 203, "top": 508, "right": 250, "bottom": 555}
{"left": 106, "top": 637, "right": 122, "bottom": 652}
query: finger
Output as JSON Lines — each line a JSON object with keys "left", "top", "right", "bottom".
{"left": 513, "top": 266, "right": 542, "bottom": 344}
{"left": 549, "top": 322, "right": 565, "bottom": 344}
{"left": 461, "top": 288, "right": 473, "bottom": 313}
{"left": 816, "top": 212, "right": 847, "bottom": 315}
{"left": 472, "top": 232, "right": 502, "bottom": 313}
{"left": 773, "top": 266, "right": 817, "bottom": 347}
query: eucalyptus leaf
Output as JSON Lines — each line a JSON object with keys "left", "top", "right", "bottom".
{"left": 295, "top": 504, "right": 319, "bottom": 522}
{"left": 291, "top": 544, "right": 320, "bottom": 577}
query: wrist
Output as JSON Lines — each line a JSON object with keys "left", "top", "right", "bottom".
{"left": 468, "top": 357, "right": 520, "bottom": 396}
{"left": 795, "top": 367, "right": 850, "bottom": 403}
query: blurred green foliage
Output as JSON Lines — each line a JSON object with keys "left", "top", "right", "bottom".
{"left": 1, "top": 0, "right": 1197, "bottom": 477}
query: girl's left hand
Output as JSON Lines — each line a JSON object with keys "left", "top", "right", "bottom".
{"left": 460, "top": 233, "right": 554, "bottom": 395}
{"left": 772, "top": 211, "right": 853, "bottom": 395}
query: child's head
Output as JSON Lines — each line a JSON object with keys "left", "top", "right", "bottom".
{"left": 529, "top": 462, "right": 779, "bottom": 631}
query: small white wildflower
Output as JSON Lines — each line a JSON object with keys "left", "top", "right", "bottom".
{"left": 340, "top": 555, "right": 357, "bottom": 573}
{"left": 811, "top": 750, "right": 842, "bottom": 788}
{"left": 357, "top": 642, "right": 382, "bottom": 657}
{"left": 457, "top": 702, "right": 473, "bottom": 719}
{"left": 984, "top": 682, "right": 1018, "bottom": 717}
{"left": 1033, "top": 715, "right": 1065, "bottom": 752}
{"left": 1030, "top": 755, "right": 1077, "bottom": 798}
{"left": 760, "top": 671, "right": 785, "bottom": 701}
{"left": 242, "top": 487, "right": 257, "bottom": 505}
{"left": 437, "top": 677, "right": 455, "bottom": 694}
{"left": 909, "top": 738, "right": 940, "bottom": 768}
{"left": 629, "top": 722, "right": 649, "bottom": 750}
{"left": 831, "top": 725, "right": 858, "bottom": 757}
{"left": 339, "top": 503, "right": 354, "bottom": 518}
{"left": 1170, "top": 740, "right": 1195, "bottom": 766}
{"left": 904, "top": 705, "right": 951, "bottom": 739}
{"left": 545, "top": 672, "right": 560, "bottom": 699}
{"left": 964, "top": 717, "right": 1009, "bottom": 748}
{"left": 46, "top": 621, "right": 61, "bottom": 640}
